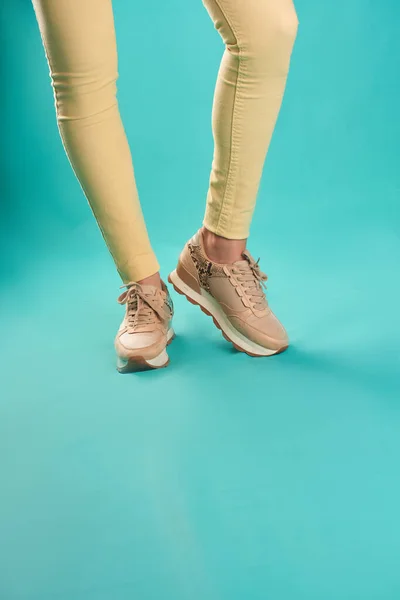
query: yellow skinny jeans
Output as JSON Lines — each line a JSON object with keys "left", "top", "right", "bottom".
{"left": 32, "top": 0, "right": 298, "bottom": 282}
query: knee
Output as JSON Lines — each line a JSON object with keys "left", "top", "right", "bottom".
{"left": 272, "top": 4, "right": 299, "bottom": 46}
{"left": 51, "top": 66, "right": 118, "bottom": 121}
{"left": 235, "top": 4, "right": 299, "bottom": 68}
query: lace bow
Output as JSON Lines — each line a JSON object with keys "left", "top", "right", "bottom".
{"left": 118, "top": 283, "right": 168, "bottom": 329}
{"left": 243, "top": 251, "right": 268, "bottom": 289}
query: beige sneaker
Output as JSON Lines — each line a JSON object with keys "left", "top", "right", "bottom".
{"left": 115, "top": 281, "right": 174, "bottom": 372}
{"left": 168, "top": 230, "right": 288, "bottom": 357}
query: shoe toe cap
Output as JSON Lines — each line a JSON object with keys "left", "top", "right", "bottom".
{"left": 261, "top": 312, "right": 289, "bottom": 344}
{"left": 118, "top": 331, "right": 158, "bottom": 351}
{"left": 232, "top": 311, "right": 289, "bottom": 351}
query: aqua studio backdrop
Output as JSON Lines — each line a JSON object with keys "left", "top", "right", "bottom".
{"left": 1, "top": 1, "right": 399, "bottom": 599}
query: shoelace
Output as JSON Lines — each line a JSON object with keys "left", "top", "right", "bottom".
{"left": 232, "top": 254, "right": 268, "bottom": 310}
{"left": 118, "top": 283, "right": 167, "bottom": 330}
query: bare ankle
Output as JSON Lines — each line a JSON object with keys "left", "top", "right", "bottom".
{"left": 137, "top": 272, "right": 162, "bottom": 290}
{"left": 202, "top": 227, "right": 246, "bottom": 264}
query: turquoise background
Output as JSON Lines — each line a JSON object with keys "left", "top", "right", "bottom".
{"left": 1, "top": 1, "right": 400, "bottom": 599}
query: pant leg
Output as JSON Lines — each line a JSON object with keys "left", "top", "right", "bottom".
{"left": 32, "top": 0, "right": 159, "bottom": 282}
{"left": 202, "top": 0, "right": 299, "bottom": 239}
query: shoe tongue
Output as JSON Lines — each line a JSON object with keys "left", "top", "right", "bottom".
{"left": 233, "top": 250, "right": 254, "bottom": 269}
{"left": 140, "top": 284, "right": 160, "bottom": 297}
{"left": 233, "top": 259, "right": 248, "bottom": 268}
{"left": 242, "top": 249, "right": 255, "bottom": 263}
{"left": 138, "top": 285, "right": 166, "bottom": 314}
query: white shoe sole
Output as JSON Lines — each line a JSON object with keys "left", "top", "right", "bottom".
{"left": 168, "top": 270, "right": 287, "bottom": 357}
{"left": 117, "top": 327, "right": 175, "bottom": 373}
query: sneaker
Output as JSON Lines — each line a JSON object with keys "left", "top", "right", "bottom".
{"left": 115, "top": 281, "right": 174, "bottom": 372}
{"left": 168, "top": 230, "right": 288, "bottom": 356}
